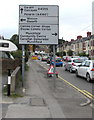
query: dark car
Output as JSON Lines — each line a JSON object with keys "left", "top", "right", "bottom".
{"left": 46, "top": 56, "right": 50, "bottom": 64}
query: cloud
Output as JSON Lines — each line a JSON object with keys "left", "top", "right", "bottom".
{"left": 0, "top": 0, "right": 93, "bottom": 40}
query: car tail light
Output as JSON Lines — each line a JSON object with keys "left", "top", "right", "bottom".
{"left": 72, "top": 63, "right": 76, "bottom": 66}
{"left": 91, "top": 68, "right": 94, "bottom": 71}
{"left": 78, "top": 58, "right": 80, "bottom": 60}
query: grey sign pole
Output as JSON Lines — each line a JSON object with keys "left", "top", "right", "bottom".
{"left": 53, "top": 45, "right": 56, "bottom": 89}
{"left": 22, "top": 45, "right": 25, "bottom": 88}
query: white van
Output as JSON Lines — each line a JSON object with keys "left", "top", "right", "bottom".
{"left": 0, "top": 39, "right": 17, "bottom": 52}
{"left": 0, "top": 39, "right": 18, "bottom": 59}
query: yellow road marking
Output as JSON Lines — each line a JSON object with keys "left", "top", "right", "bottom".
{"left": 83, "top": 90, "right": 94, "bottom": 98}
{"left": 59, "top": 75, "right": 94, "bottom": 101}
{"left": 37, "top": 61, "right": 94, "bottom": 101}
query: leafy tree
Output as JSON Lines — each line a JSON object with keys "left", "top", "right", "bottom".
{"left": 67, "top": 49, "right": 73, "bottom": 56}
{"left": 10, "top": 34, "right": 22, "bottom": 50}
{"left": 78, "top": 52, "right": 89, "bottom": 57}
{"left": 62, "top": 51, "right": 66, "bottom": 56}
{"left": 10, "top": 34, "right": 29, "bottom": 62}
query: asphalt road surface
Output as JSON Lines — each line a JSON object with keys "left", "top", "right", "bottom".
{"left": 38, "top": 60, "right": 94, "bottom": 96}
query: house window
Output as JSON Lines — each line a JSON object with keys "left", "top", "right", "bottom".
{"left": 93, "top": 50, "right": 94, "bottom": 55}
{"left": 93, "top": 40, "right": 94, "bottom": 46}
{"left": 91, "top": 40, "right": 93, "bottom": 46}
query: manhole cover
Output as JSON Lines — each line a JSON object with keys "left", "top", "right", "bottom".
{"left": 29, "top": 98, "right": 46, "bottom": 106}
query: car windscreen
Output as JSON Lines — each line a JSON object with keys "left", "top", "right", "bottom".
{"left": 56, "top": 59, "right": 61, "bottom": 62}
{"left": 0, "top": 52, "right": 2, "bottom": 58}
{"left": 73, "top": 59, "right": 84, "bottom": 63}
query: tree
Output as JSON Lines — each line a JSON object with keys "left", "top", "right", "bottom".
{"left": 78, "top": 52, "right": 89, "bottom": 57}
{"left": 67, "top": 49, "right": 73, "bottom": 56}
{"left": 10, "top": 34, "right": 22, "bottom": 50}
{"left": 62, "top": 51, "right": 66, "bottom": 56}
{"left": 10, "top": 34, "right": 29, "bottom": 62}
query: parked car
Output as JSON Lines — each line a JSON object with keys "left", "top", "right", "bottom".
{"left": 0, "top": 51, "right": 14, "bottom": 60}
{"left": 41, "top": 56, "right": 48, "bottom": 61}
{"left": 46, "top": 56, "right": 51, "bottom": 64}
{"left": 75, "top": 60, "right": 94, "bottom": 82}
{"left": 62, "top": 56, "right": 71, "bottom": 61}
{"left": 80, "top": 56, "right": 89, "bottom": 60}
{"left": 64, "top": 57, "right": 85, "bottom": 73}
{"left": 31, "top": 55, "right": 38, "bottom": 60}
{"left": 52, "top": 57, "right": 63, "bottom": 67}
{"left": 71, "top": 56, "right": 80, "bottom": 58}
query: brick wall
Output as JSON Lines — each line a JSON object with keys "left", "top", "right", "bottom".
{"left": 0, "top": 58, "right": 21, "bottom": 72}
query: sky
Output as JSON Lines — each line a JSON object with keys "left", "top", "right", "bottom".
{"left": 0, "top": 0, "right": 94, "bottom": 41}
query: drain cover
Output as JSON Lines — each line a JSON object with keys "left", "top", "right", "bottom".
{"left": 29, "top": 98, "right": 46, "bottom": 106}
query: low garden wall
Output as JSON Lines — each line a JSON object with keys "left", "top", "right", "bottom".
{"left": 11, "top": 66, "right": 21, "bottom": 92}
{"left": 0, "top": 58, "right": 21, "bottom": 73}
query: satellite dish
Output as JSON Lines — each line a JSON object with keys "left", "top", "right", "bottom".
{"left": 0, "top": 39, "right": 18, "bottom": 52}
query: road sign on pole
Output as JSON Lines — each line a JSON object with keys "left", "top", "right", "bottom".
{"left": 19, "top": 5, "right": 59, "bottom": 45}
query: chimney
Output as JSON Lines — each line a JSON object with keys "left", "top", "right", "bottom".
{"left": 71, "top": 39, "right": 74, "bottom": 42}
{"left": 77, "top": 35, "right": 82, "bottom": 40}
{"left": 87, "top": 32, "right": 91, "bottom": 37}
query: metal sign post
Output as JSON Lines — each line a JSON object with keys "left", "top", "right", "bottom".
{"left": 19, "top": 5, "right": 59, "bottom": 90}
{"left": 53, "top": 45, "right": 56, "bottom": 89}
{"left": 19, "top": 5, "right": 59, "bottom": 45}
{"left": 7, "top": 69, "right": 11, "bottom": 96}
{"left": 22, "top": 45, "right": 25, "bottom": 88}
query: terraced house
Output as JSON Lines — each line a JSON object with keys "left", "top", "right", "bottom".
{"left": 60, "top": 32, "right": 94, "bottom": 59}
{"left": 90, "top": 35, "right": 94, "bottom": 59}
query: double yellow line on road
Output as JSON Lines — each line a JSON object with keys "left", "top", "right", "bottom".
{"left": 59, "top": 76, "right": 94, "bottom": 101}
{"left": 38, "top": 62, "right": 94, "bottom": 101}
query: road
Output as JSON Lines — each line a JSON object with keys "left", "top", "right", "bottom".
{"left": 57, "top": 67, "right": 93, "bottom": 94}
{"left": 37, "top": 60, "right": 94, "bottom": 97}
{"left": 1, "top": 59, "right": 93, "bottom": 118}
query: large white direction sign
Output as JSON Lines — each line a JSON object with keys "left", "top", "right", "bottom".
{"left": 19, "top": 5, "right": 59, "bottom": 44}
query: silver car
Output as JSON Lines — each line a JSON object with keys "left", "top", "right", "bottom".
{"left": 76, "top": 60, "right": 94, "bottom": 82}
{"left": 64, "top": 58, "right": 85, "bottom": 73}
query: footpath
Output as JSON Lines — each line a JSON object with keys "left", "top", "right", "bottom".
{"left": 2, "top": 59, "right": 93, "bottom": 119}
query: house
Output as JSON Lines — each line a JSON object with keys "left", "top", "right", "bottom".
{"left": 90, "top": 35, "right": 94, "bottom": 59}
{"left": 58, "top": 32, "right": 94, "bottom": 59}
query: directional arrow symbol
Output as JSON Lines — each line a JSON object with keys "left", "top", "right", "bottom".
{"left": 52, "top": 33, "right": 57, "bottom": 36}
{"left": 20, "top": 8, "right": 23, "bottom": 14}
{"left": 20, "top": 18, "right": 26, "bottom": 22}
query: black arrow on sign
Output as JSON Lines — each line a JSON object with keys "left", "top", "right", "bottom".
{"left": 52, "top": 33, "right": 57, "bottom": 36}
{"left": 20, "top": 8, "right": 23, "bottom": 14}
{"left": 20, "top": 18, "right": 26, "bottom": 22}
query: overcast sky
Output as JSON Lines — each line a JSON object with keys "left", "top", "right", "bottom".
{"left": 0, "top": 0, "right": 93, "bottom": 41}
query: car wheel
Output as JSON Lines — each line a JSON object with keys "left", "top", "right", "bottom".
{"left": 86, "top": 73, "right": 91, "bottom": 82}
{"left": 47, "top": 73, "right": 49, "bottom": 77}
{"left": 76, "top": 70, "right": 78, "bottom": 77}
{"left": 56, "top": 74, "right": 58, "bottom": 78}
{"left": 61, "top": 64, "right": 63, "bottom": 67}
{"left": 69, "top": 68, "right": 73, "bottom": 73}
{"left": 65, "top": 66, "right": 67, "bottom": 71}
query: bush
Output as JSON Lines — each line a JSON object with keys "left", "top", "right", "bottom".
{"left": 56, "top": 52, "right": 62, "bottom": 57}
{"left": 11, "top": 50, "right": 29, "bottom": 63}
{"left": 11, "top": 50, "right": 22, "bottom": 59}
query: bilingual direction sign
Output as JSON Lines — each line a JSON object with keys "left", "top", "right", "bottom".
{"left": 19, "top": 5, "right": 59, "bottom": 45}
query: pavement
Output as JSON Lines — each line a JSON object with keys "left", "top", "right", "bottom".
{"left": 2, "top": 59, "right": 94, "bottom": 119}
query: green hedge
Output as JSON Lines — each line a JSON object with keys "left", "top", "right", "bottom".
{"left": 11, "top": 50, "right": 29, "bottom": 62}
